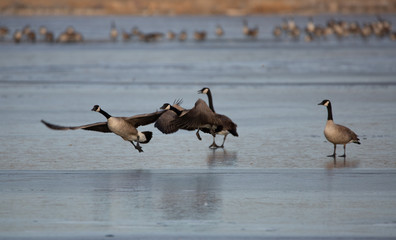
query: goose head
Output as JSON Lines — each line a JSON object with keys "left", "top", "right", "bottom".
{"left": 91, "top": 105, "right": 101, "bottom": 112}
{"left": 198, "top": 87, "right": 209, "bottom": 94}
{"left": 160, "top": 103, "right": 171, "bottom": 110}
{"left": 318, "top": 99, "right": 330, "bottom": 106}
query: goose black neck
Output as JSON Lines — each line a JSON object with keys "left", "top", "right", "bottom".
{"left": 99, "top": 109, "right": 112, "bottom": 119}
{"left": 206, "top": 89, "right": 215, "bottom": 113}
{"left": 168, "top": 105, "right": 182, "bottom": 116}
{"left": 326, "top": 103, "right": 333, "bottom": 121}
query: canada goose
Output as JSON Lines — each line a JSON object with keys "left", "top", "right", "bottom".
{"left": 110, "top": 21, "right": 118, "bottom": 42}
{"left": 178, "top": 30, "right": 187, "bottom": 41}
{"left": 170, "top": 98, "right": 222, "bottom": 146}
{"left": 154, "top": 99, "right": 191, "bottom": 135}
{"left": 13, "top": 30, "right": 22, "bottom": 43}
{"left": 305, "top": 17, "right": 315, "bottom": 35}
{"left": 194, "top": 31, "right": 206, "bottom": 41}
{"left": 198, "top": 87, "right": 238, "bottom": 148}
{"left": 272, "top": 26, "right": 282, "bottom": 39}
{"left": 41, "top": 105, "right": 165, "bottom": 153}
{"left": 0, "top": 26, "right": 9, "bottom": 39}
{"left": 318, "top": 100, "right": 360, "bottom": 157}
{"left": 131, "top": 26, "right": 141, "bottom": 36}
{"left": 167, "top": 31, "right": 176, "bottom": 40}
{"left": 122, "top": 29, "right": 131, "bottom": 41}
{"left": 216, "top": 25, "right": 224, "bottom": 37}
{"left": 243, "top": 19, "right": 259, "bottom": 38}
{"left": 57, "top": 26, "right": 83, "bottom": 43}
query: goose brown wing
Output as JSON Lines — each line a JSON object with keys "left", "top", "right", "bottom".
{"left": 171, "top": 99, "right": 220, "bottom": 130}
{"left": 124, "top": 110, "right": 165, "bottom": 128}
{"left": 336, "top": 124, "right": 359, "bottom": 141}
{"left": 154, "top": 110, "right": 180, "bottom": 134}
{"left": 41, "top": 120, "right": 111, "bottom": 132}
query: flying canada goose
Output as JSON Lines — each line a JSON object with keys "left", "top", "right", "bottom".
{"left": 154, "top": 99, "right": 191, "bottom": 134}
{"left": 198, "top": 87, "right": 238, "bottom": 148}
{"left": 169, "top": 98, "right": 222, "bottom": 147}
{"left": 41, "top": 105, "right": 165, "bottom": 153}
{"left": 318, "top": 99, "right": 360, "bottom": 157}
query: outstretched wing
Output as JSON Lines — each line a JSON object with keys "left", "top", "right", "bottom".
{"left": 154, "top": 110, "right": 180, "bottom": 134}
{"left": 171, "top": 99, "right": 221, "bottom": 130}
{"left": 41, "top": 120, "right": 111, "bottom": 132}
{"left": 124, "top": 110, "right": 166, "bottom": 128}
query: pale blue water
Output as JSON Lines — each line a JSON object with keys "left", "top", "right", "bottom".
{"left": 0, "top": 15, "right": 396, "bottom": 239}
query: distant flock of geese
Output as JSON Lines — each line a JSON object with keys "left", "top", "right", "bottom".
{"left": 1, "top": 16, "right": 395, "bottom": 44}
{"left": 273, "top": 16, "right": 396, "bottom": 42}
{"left": 41, "top": 87, "right": 360, "bottom": 158}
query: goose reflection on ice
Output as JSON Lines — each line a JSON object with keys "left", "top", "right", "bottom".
{"left": 206, "top": 149, "right": 238, "bottom": 167}
{"left": 326, "top": 156, "right": 360, "bottom": 169}
{"left": 159, "top": 173, "right": 222, "bottom": 220}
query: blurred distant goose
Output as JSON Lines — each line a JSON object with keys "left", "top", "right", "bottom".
{"left": 194, "top": 31, "right": 206, "bottom": 41}
{"left": 122, "top": 29, "right": 131, "bottom": 41}
{"left": 42, "top": 105, "right": 165, "bottom": 153}
{"left": 178, "top": 30, "right": 187, "bottom": 41}
{"left": 0, "top": 26, "right": 9, "bottom": 39}
{"left": 167, "top": 31, "right": 176, "bottom": 40}
{"left": 110, "top": 21, "right": 118, "bottom": 42}
{"left": 243, "top": 19, "right": 259, "bottom": 38}
{"left": 198, "top": 87, "right": 238, "bottom": 148}
{"left": 216, "top": 24, "right": 224, "bottom": 37}
{"left": 318, "top": 100, "right": 360, "bottom": 157}
{"left": 13, "top": 30, "right": 22, "bottom": 43}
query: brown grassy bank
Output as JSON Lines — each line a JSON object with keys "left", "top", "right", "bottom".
{"left": 1, "top": 0, "right": 396, "bottom": 16}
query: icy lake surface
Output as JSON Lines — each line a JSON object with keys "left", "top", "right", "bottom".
{"left": 0, "top": 15, "right": 396, "bottom": 239}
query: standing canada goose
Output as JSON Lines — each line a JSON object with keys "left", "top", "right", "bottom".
{"left": 243, "top": 19, "right": 259, "bottom": 38}
{"left": 110, "top": 21, "right": 118, "bottom": 42}
{"left": 0, "top": 26, "right": 9, "bottom": 40}
{"left": 318, "top": 100, "right": 360, "bottom": 157}
{"left": 178, "top": 30, "right": 187, "bottom": 41}
{"left": 194, "top": 31, "right": 206, "bottom": 41}
{"left": 41, "top": 105, "right": 165, "bottom": 153}
{"left": 13, "top": 30, "right": 22, "bottom": 43}
{"left": 167, "top": 31, "right": 176, "bottom": 40}
{"left": 198, "top": 87, "right": 238, "bottom": 148}
{"left": 215, "top": 24, "right": 224, "bottom": 37}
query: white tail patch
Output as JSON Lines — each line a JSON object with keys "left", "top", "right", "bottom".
{"left": 138, "top": 131, "right": 147, "bottom": 142}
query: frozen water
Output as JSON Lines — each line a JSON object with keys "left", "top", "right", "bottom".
{"left": 0, "top": 15, "right": 396, "bottom": 238}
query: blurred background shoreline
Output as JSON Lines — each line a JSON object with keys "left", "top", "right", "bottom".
{"left": 1, "top": 0, "right": 396, "bottom": 16}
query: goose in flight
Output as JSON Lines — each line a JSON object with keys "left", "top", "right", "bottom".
{"left": 318, "top": 99, "right": 360, "bottom": 157}
{"left": 41, "top": 105, "right": 165, "bottom": 153}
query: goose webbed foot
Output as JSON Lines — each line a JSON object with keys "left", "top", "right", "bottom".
{"left": 209, "top": 143, "right": 220, "bottom": 149}
{"left": 130, "top": 141, "right": 144, "bottom": 153}
{"left": 327, "top": 154, "right": 336, "bottom": 158}
{"left": 338, "top": 154, "right": 346, "bottom": 158}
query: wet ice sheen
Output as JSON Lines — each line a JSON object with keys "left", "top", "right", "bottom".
{"left": 0, "top": 15, "right": 396, "bottom": 239}
{"left": 1, "top": 169, "right": 396, "bottom": 238}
